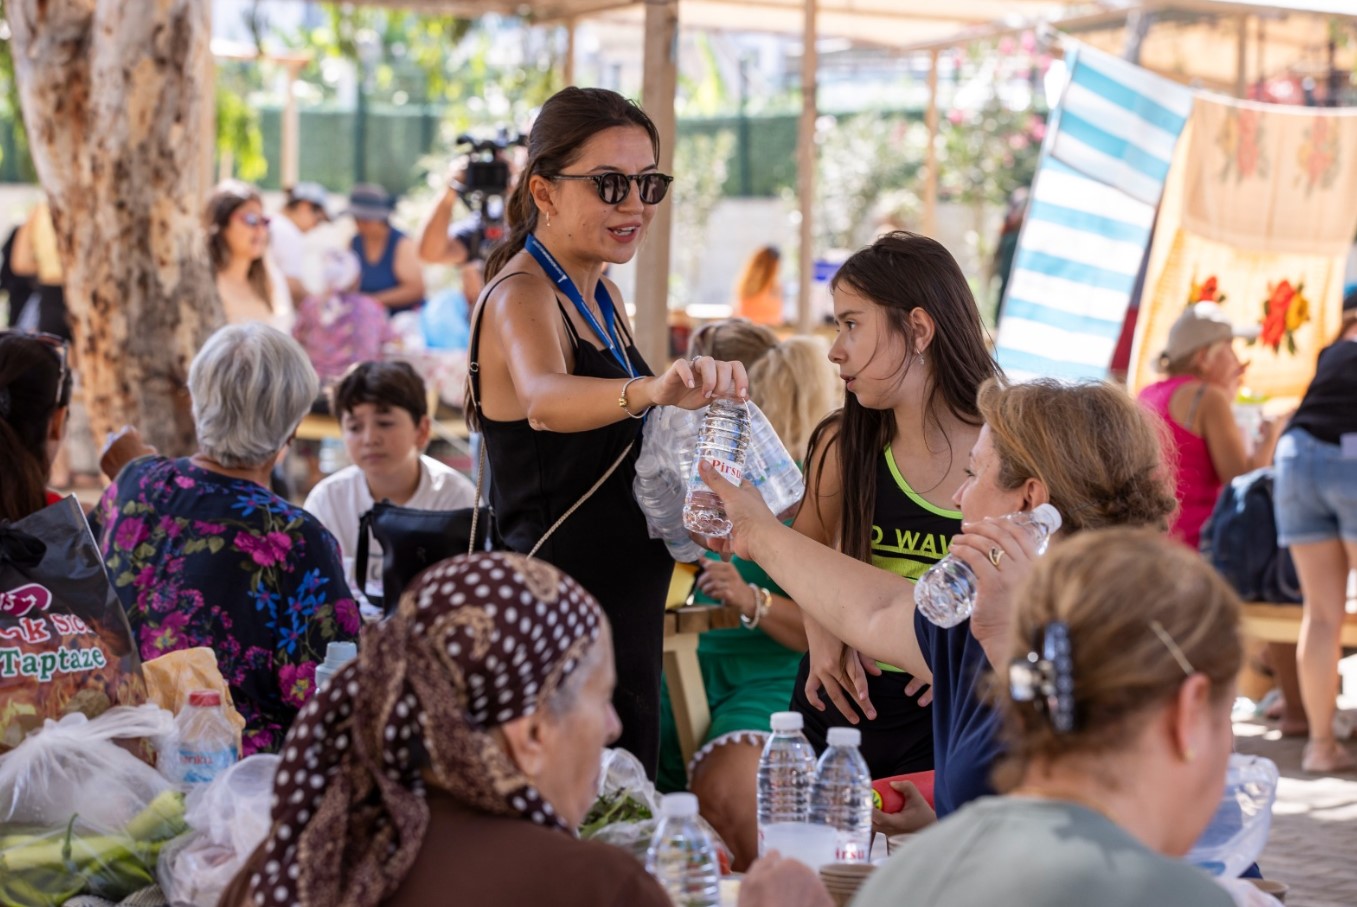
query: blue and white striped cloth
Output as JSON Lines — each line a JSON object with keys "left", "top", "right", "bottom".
{"left": 996, "top": 44, "right": 1195, "bottom": 381}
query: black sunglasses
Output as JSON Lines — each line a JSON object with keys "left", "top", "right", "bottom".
{"left": 554, "top": 171, "right": 674, "bottom": 206}
{"left": 0, "top": 329, "right": 70, "bottom": 408}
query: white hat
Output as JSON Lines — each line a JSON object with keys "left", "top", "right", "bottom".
{"left": 1161, "top": 302, "right": 1258, "bottom": 365}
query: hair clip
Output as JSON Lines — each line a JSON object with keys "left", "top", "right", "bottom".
{"left": 1009, "top": 619, "right": 1076, "bottom": 734}
{"left": 1149, "top": 620, "right": 1195, "bottom": 677}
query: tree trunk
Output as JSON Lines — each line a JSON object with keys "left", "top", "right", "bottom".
{"left": 7, "top": 0, "right": 221, "bottom": 456}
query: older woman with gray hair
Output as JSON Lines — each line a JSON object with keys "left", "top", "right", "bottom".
{"left": 94, "top": 322, "right": 359, "bottom": 755}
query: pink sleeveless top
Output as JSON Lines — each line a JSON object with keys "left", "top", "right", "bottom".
{"left": 1139, "top": 376, "right": 1220, "bottom": 550}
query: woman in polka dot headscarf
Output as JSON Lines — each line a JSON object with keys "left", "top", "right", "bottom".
{"left": 220, "top": 552, "right": 670, "bottom": 907}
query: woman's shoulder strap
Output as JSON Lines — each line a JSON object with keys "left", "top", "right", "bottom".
{"left": 468, "top": 271, "right": 537, "bottom": 411}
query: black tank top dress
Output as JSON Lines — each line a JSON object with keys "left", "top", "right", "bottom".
{"left": 470, "top": 274, "right": 673, "bottom": 777}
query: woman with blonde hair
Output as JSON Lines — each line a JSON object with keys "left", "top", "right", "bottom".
{"left": 656, "top": 322, "right": 839, "bottom": 868}
{"left": 698, "top": 377, "right": 1178, "bottom": 823}
{"left": 733, "top": 246, "right": 784, "bottom": 326}
{"left": 747, "top": 529, "right": 1240, "bottom": 907}
{"left": 206, "top": 180, "right": 290, "bottom": 329}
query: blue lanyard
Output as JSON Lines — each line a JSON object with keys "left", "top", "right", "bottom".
{"left": 525, "top": 234, "right": 635, "bottom": 377}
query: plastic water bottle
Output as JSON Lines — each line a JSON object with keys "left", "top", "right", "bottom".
{"left": 756, "top": 711, "right": 818, "bottom": 855}
{"left": 683, "top": 397, "right": 750, "bottom": 537}
{"left": 646, "top": 793, "right": 721, "bottom": 907}
{"left": 915, "top": 503, "right": 1063, "bottom": 629}
{"left": 743, "top": 403, "right": 805, "bottom": 521}
{"left": 315, "top": 641, "right": 359, "bottom": 691}
{"left": 808, "top": 727, "right": 873, "bottom": 863}
{"left": 163, "top": 690, "right": 239, "bottom": 787}
{"left": 634, "top": 411, "right": 705, "bottom": 563}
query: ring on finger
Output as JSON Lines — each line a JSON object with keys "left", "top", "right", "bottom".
{"left": 988, "top": 546, "right": 1004, "bottom": 568}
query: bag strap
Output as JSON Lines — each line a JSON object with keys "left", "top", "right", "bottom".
{"left": 355, "top": 509, "right": 373, "bottom": 596}
{"left": 526, "top": 440, "right": 633, "bottom": 559}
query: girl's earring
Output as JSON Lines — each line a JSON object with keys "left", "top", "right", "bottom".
{"left": 545, "top": 213, "right": 552, "bottom": 229}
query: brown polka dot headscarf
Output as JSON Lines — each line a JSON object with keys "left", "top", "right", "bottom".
{"left": 245, "top": 553, "right": 605, "bottom": 907}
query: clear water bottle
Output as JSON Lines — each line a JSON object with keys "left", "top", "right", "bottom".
{"left": 756, "top": 711, "right": 818, "bottom": 855}
{"left": 634, "top": 410, "right": 705, "bottom": 563}
{"left": 315, "top": 641, "right": 359, "bottom": 691}
{"left": 808, "top": 727, "right": 873, "bottom": 863}
{"left": 162, "top": 690, "right": 239, "bottom": 787}
{"left": 915, "top": 503, "right": 1063, "bottom": 629}
{"left": 743, "top": 403, "right": 805, "bottom": 520}
{"left": 646, "top": 792, "right": 721, "bottom": 907}
{"left": 683, "top": 397, "right": 750, "bottom": 537}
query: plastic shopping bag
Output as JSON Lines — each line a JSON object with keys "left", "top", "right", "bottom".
{"left": 1188, "top": 754, "right": 1279, "bottom": 878}
{"left": 580, "top": 748, "right": 733, "bottom": 874}
{"left": 158, "top": 754, "right": 279, "bottom": 907}
{"left": 0, "top": 496, "right": 146, "bottom": 753}
{"left": 0, "top": 704, "right": 187, "bottom": 906}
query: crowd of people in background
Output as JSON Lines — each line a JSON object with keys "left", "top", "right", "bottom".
{"left": 0, "top": 81, "right": 1355, "bottom": 907}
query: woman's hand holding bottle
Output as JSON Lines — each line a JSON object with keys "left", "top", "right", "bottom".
{"left": 646, "top": 354, "right": 749, "bottom": 410}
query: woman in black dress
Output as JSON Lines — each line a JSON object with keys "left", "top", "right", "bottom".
{"left": 468, "top": 87, "right": 747, "bottom": 776}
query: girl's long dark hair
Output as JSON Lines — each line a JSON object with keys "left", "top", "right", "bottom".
{"left": 484, "top": 87, "right": 661, "bottom": 282}
{"left": 807, "top": 232, "right": 1000, "bottom": 562}
{"left": 0, "top": 334, "right": 69, "bottom": 521}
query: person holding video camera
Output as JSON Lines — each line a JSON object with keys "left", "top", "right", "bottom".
{"left": 469, "top": 87, "right": 749, "bottom": 778}
{"left": 418, "top": 134, "right": 519, "bottom": 304}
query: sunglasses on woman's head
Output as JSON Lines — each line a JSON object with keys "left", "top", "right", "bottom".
{"left": 553, "top": 171, "right": 674, "bottom": 206}
{"left": 235, "top": 212, "right": 270, "bottom": 228}
{"left": 0, "top": 329, "right": 70, "bottom": 407}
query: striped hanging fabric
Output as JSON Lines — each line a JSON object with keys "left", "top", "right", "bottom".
{"left": 995, "top": 43, "right": 1195, "bottom": 381}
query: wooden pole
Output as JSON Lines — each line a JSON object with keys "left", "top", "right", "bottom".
{"left": 796, "top": 0, "right": 818, "bottom": 334}
{"left": 563, "top": 18, "right": 577, "bottom": 87}
{"left": 924, "top": 48, "right": 940, "bottom": 238}
{"left": 281, "top": 60, "right": 303, "bottom": 188}
{"left": 1235, "top": 16, "right": 1248, "bottom": 99}
{"left": 635, "top": 0, "right": 678, "bottom": 369}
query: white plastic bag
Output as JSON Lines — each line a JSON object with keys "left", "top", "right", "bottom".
{"left": 158, "top": 754, "right": 279, "bottom": 907}
{"left": 0, "top": 705, "right": 186, "bottom": 906}
{"left": 1187, "top": 754, "right": 1279, "bottom": 879}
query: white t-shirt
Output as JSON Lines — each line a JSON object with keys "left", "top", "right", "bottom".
{"left": 303, "top": 455, "right": 477, "bottom": 617}
{"left": 269, "top": 214, "right": 307, "bottom": 282}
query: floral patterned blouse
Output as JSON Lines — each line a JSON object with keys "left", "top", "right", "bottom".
{"left": 93, "top": 457, "right": 360, "bottom": 755}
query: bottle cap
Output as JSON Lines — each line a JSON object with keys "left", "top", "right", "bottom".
{"left": 660, "top": 792, "right": 700, "bottom": 818}
{"left": 187, "top": 689, "right": 222, "bottom": 708}
{"left": 1032, "top": 503, "right": 1063, "bottom": 533}
{"left": 826, "top": 727, "right": 861, "bottom": 748}
{"left": 770, "top": 712, "right": 804, "bottom": 732}
{"left": 325, "top": 641, "right": 359, "bottom": 667}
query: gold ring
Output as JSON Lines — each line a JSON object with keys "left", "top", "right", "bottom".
{"left": 988, "top": 547, "right": 1004, "bottom": 568}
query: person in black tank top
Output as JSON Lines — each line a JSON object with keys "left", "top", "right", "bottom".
{"left": 467, "top": 88, "right": 749, "bottom": 777}
{"left": 759, "top": 234, "right": 998, "bottom": 835}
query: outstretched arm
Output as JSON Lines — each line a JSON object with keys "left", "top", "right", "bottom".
{"left": 699, "top": 460, "right": 929, "bottom": 679}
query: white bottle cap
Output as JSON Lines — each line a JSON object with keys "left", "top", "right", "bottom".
{"left": 325, "top": 641, "right": 358, "bottom": 667}
{"left": 660, "top": 792, "right": 700, "bottom": 818}
{"left": 1032, "top": 503, "right": 1063, "bottom": 534}
{"left": 826, "top": 727, "right": 861, "bottom": 748}
{"left": 770, "top": 712, "right": 804, "bottom": 732}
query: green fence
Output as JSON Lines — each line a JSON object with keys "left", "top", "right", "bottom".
{"left": 0, "top": 104, "right": 917, "bottom": 199}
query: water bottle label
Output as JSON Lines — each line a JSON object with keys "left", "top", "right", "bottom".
{"left": 177, "top": 745, "right": 238, "bottom": 784}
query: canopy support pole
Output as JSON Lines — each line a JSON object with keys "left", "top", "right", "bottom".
{"left": 563, "top": 18, "right": 577, "bottom": 87}
{"left": 796, "top": 0, "right": 819, "bottom": 333}
{"left": 635, "top": 0, "right": 678, "bottom": 368}
{"left": 923, "top": 48, "right": 940, "bottom": 238}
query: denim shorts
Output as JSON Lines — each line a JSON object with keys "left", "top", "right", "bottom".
{"left": 1274, "top": 427, "right": 1357, "bottom": 546}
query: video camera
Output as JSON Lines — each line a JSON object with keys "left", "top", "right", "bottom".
{"left": 456, "top": 128, "right": 523, "bottom": 198}
{"left": 454, "top": 128, "right": 524, "bottom": 260}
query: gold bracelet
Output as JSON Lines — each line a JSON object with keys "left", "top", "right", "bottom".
{"left": 619, "top": 376, "right": 648, "bottom": 419}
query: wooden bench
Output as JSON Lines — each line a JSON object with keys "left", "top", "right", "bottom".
{"left": 1240, "top": 602, "right": 1357, "bottom": 646}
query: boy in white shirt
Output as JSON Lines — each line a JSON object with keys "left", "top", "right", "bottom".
{"left": 304, "top": 361, "right": 476, "bottom": 619}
